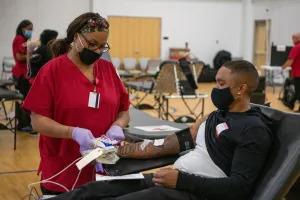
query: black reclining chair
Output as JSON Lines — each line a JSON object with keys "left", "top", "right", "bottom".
{"left": 109, "top": 105, "right": 300, "bottom": 199}
{"left": 251, "top": 104, "right": 300, "bottom": 200}
{"left": 250, "top": 77, "right": 267, "bottom": 105}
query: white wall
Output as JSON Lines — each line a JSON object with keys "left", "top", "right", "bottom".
{"left": 254, "top": 0, "right": 300, "bottom": 45}
{"left": 1, "top": 0, "right": 299, "bottom": 67}
{"left": 0, "top": 0, "right": 90, "bottom": 65}
{"left": 243, "top": 0, "right": 300, "bottom": 62}
{"left": 93, "top": 0, "right": 243, "bottom": 64}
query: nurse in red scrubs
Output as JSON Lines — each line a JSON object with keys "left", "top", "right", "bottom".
{"left": 23, "top": 13, "right": 130, "bottom": 195}
{"left": 12, "top": 19, "right": 34, "bottom": 131}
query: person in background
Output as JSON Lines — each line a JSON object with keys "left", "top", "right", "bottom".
{"left": 23, "top": 12, "right": 130, "bottom": 195}
{"left": 12, "top": 19, "right": 34, "bottom": 132}
{"left": 283, "top": 33, "right": 300, "bottom": 111}
{"left": 28, "top": 29, "right": 58, "bottom": 84}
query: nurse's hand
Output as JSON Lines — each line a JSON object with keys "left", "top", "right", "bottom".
{"left": 72, "top": 127, "right": 96, "bottom": 152}
{"left": 106, "top": 125, "right": 125, "bottom": 141}
{"left": 95, "top": 163, "right": 104, "bottom": 174}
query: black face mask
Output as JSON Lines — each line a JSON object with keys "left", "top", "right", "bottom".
{"left": 211, "top": 87, "right": 234, "bottom": 111}
{"left": 79, "top": 48, "right": 102, "bottom": 65}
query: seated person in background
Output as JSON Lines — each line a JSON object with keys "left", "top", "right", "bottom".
{"left": 28, "top": 29, "right": 58, "bottom": 83}
{"left": 50, "top": 60, "right": 273, "bottom": 200}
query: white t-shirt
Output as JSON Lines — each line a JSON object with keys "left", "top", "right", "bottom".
{"left": 174, "top": 121, "right": 227, "bottom": 178}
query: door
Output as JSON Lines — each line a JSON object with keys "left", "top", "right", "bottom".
{"left": 253, "top": 20, "right": 271, "bottom": 68}
{"left": 108, "top": 16, "right": 161, "bottom": 61}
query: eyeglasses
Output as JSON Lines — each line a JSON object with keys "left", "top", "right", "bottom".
{"left": 80, "top": 34, "right": 110, "bottom": 52}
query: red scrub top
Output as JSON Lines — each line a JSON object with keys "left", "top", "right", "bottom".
{"left": 12, "top": 35, "right": 28, "bottom": 78}
{"left": 23, "top": 54, "right": 130, "bottom": 192}
{"left": 289, "top": 43, "right": 300, "bottom": 77}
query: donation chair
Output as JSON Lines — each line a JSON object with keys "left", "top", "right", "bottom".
{"left": 250, "top": 76, "right": 267, "bottom": 105}
{"left": 106, "top": 105, "right": 300, "bottom": 200}
{"left": 250, "top": 105, "right": 300, "bottom": 200}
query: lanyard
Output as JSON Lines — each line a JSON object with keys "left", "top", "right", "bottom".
{"left": 93, "top": 63, "right": 99, "bottom": 91}
{"left": 88, "top": 63, "right": 100, "bottom": 108}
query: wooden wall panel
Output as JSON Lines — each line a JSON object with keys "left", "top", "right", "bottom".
{"left": 108, "top": 16, "right": 161, "bottom": 60}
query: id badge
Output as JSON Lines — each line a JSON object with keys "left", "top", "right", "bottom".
{"left": 88, "top": 92, "right": 100, "bottom": 108}
{"left": 216, "top": 122, "right": 229, "bottom": 136}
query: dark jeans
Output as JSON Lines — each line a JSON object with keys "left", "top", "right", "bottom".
{"left": 14, "top": 75, "right": 30, "bottom": 97}
{"left": 13, "top": 76, "right": 31, "bottom": 128}
{"left": 294, "top": 77, "right": 300, "bottom": 101}
{"left": 48, "top": 174, "right": 197, "bottom": 200}
{"left": 41, "top": 185, "right": 63, "bottom": 196}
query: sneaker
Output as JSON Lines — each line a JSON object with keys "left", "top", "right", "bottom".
{"left": 18, "top": 126, "right": 33, "bottom": 132}
{"left": 17, "top": 125, "right": 38, "bottom": 135}
{"left": 19, "top": 126, "right": 32, "bottom": 132}
{"left": 28, "top": 129, "right": 38, "bottom": 135}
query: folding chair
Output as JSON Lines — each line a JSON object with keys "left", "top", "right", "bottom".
{"left": 146, "top": 59, "right": 161, "bottom": 75}
{"left": 124, "top": 60, "right": 163, "bottom": 110}
{"left": 1, "top": 56, "right": 15, "bottom": 80}
{"left": 126, "top": 80, "right": 156, "bottom": 109}
{"left": 0, "top": 87, "right": 23, "bottom": 150}
{"left": 0, "top": 79, "right": 16, "bottom": 113}
{"left": 139, "top": 57, "right": 149, "bottom": 71}
{"left": 111, "top": 57, "right": 121, "bottom": 69}
{"left": 0, "top": 79, "right": 15, "bottom": 88}
{"left": 123, "top": 57, "right": 137, "bottom": 70}
{"left": 120, "top": 57, "right": 144, "bottom": 80}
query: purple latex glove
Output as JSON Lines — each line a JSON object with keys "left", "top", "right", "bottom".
{"left": 95, "top": 163, "right": 104, "bottom": 174}
{"left": 72, "top": 127, "right": 96, "bottom": 152}
{"left": 106, "top": 125, "right": 125, "bottom": 141}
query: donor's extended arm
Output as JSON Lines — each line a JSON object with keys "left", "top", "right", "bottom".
{"left": 118, "top": 115, "right": 207, "bottom": 159}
